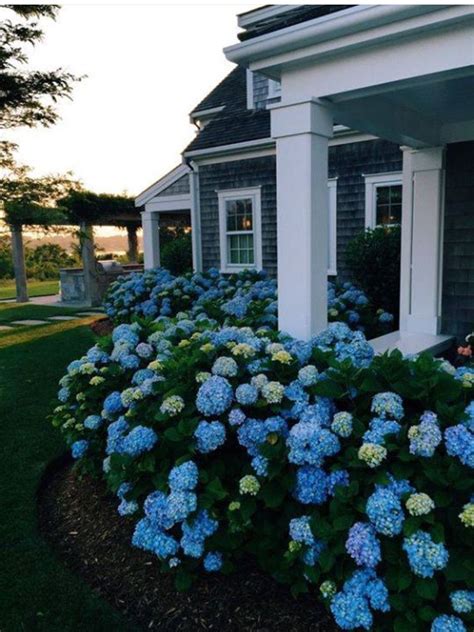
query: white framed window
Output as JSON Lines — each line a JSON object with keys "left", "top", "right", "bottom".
{"left": 364, "top": 172, "right": 402, "bottom": 228}
{"left": 218, "top": 187, "right": 262, "bottom": 273}
{"left": 328, "top": 178, "right": 338, "bottom": 276}
{"left": 267, "top": 78, "right": 281, "bottom": 99}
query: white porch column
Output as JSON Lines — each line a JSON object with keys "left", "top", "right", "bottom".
{"left": 141, "top": 211, "right": 160, "bottom": 269}
{"left": 189, "top": 162, "right": 203, "bottom": 272}
{"left": 400, "top": 146, "right": 446, "bottom": 335}
{"left": 271, "top": 99, "right": 333, "bottom": 340}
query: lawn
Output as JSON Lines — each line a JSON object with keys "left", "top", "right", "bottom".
{"left": 0, "top": 279, "right": 59, "bottom": 300}
{"left": 0, "top": 307, "right": 135, "bottom": 631}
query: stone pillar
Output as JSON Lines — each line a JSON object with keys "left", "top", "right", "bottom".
{"left": 80, "top": 222, "right": 101, "bottom": 307}
{"left": 126, "top": 224, "right": 138, "bottom": 263}
{"left": 141, "top": 211, "right": 160, "bottom": 269}
{"left": 400, "top": 146, "right": 446, "bottom": 335}
{"left": 271, "top": 99, "right": 333, "bottom": 340}
{"left": 10, "top": 224, "right": 28, "bottom": 303}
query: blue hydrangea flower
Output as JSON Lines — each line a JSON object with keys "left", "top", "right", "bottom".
{"left": 294, "top": 466, "right": 328, "bottom": 505}
{"left": 371, "top": 392, "right": 404, "bottom": 420}
{"left": 363, "top": 417, "right": 401, "bottom": 445}
{"left": 203, "top": 551, "right": 223, "bottom": 572}
{"left": 450, "top": 590, "right": 474, "bottom": 613}
{"left": 366, "top": 487, "right": 404, "bottom": 536}
{"left": 196, "top": 376, "right": 233, "bottom": 416}
{"left": 251, "top": 455, "right": 269, "bottom": 476}
{"left": 103, "top": 391, "right": 124, "bottom": 415}
{"left": 345, "top": 522, "right": 381, "bottom": 567}
{"left": 431, "top": 615, "right": 466, "bottom": 632}
{"left": 327, "top": 469, "right": 350, "bottom": 496}
{"left": 331, "top": 412, "right": 353, "bottom": 438}
{"left": 194, "top": 420, "right": 226, "bottom": 453}
{"left": 132, "top": 517, "right": 179, "bottom": 559}
{"left": 408, "top": 411, "right": 442, "bottom": 457}
{"left": 403, "top": 530, "right": 449, "bottom": 577}
{"left": 228, "top": 408, "right": 246, "bottom": 426}
{"left": 71, "top": 439, "right": 88, "bottom": 459}
{"left": 84, "top": 414, "right": 102, "bottom": 430}
{"left": 330, "top": 569, "right": 389, "bottom": 631}
{"left": 181, "top": 510, "right": 218, "bottom": 558}
{"left": 445, "top": 424, "right": 474, "bottom": 468}
{"left": 168, "top": 461, "right": 199, "bottom": 492}
{"left": 121, "top": 425, "right": 158, "bottom": 457}
{"left": 287, "top": 423, "right": 340, "bottom": 466}
{"left": 212, "top": 356, "right": 238, "bottom": 377}
{"left": 58, "top": 387, "right": 70, "bottom": 403}
{"left": 235, "top": 383, "right": 259, "bottom": 406}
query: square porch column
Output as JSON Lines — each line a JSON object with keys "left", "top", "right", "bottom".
{"left": 141, "top": 211, "right": 160, "bottom": 270}
{"left": 271, "top": 99, "right": 333, "bottom": 340}
{"left": 400, "top": 147, "right": 446, "bottom": 335}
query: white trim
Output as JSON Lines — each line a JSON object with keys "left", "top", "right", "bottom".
{"left": 363, "top": 172, "right": 402, "bottom": 229}
{"left": 238, "top": 5, "right": 294, "bottom": 29}
{"left": 145, "top": 194, "right": 191, "bottom": 213}
{"left": 218, "top": 186, "right": 262, "bottom": 274}
{"left": 189, "top": 161, "right": 202, "bottom": 273}
{"left": 184, "top": 130, "right": 377, "bottom": 164}
{"left": 135, "top": 164, "right": 190, "bottom": 207}
{"left": 328, "top": 178, "right": 337, "bottom": 276}
{"left": 267, "top": 78, "right": 281, "bottom": 99}
{"left": 190, "top": 106, "right": 225, "bottom": 121}
{"left": 246, "top": 69, "right": 254, "bottom": 110}
{"left": 369, "top": 330, "right": 452, "bottom": 357}
{"left": 141, "top": 211, "right": 160, "bottom": 270}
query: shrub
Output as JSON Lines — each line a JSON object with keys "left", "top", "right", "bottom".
{"left": 346, "top": 226, "right": 401, "bottom": 319}
{"left": 52, "top": 317, "right": 473, "bottom": 631}
{"left": 161, "top": 234, "right": 193, "bottom": 275}
{"left": 25, "top": 242, "right": 75, "bottom": 280}
{"left": 104, "top": 267, "right": 395, "bottom": 339}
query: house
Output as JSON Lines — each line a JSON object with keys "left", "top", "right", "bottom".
{"left": 136, "top": 4, "right": 474, "bottom": 355}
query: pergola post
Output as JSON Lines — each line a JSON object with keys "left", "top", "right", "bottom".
{"left": 80, "top": 222, "right": 101, "bottom": 307}
{"left": 126, "top": 224, "right": 139, "bottom": 263}
{"left": 141, "top": 211, "right": 160, "bottom": 269}
{"left": 271, "top": 99, "right": 333, "bottom": 340}
{"left": 10, "top": 224, "right": 28, "bottom": 303}
{"left": 400, "top": 146, "right": 446, "bottom": 335}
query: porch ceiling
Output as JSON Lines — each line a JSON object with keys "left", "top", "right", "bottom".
{"left": 324, "top": 71, "right": 474, "bottom": 148}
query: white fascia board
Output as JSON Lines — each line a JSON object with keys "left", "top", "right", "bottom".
{"left": 189, "top": 106, "right": 225, "bottom": 122}
{"left": 135, "top": 163, "right": 190, "bottom": 208}
{"left": 238, "top": 5, "right": 295, "bottom": 29}
{"left": 225, "top": 5, "right": 458, "bottom": 70}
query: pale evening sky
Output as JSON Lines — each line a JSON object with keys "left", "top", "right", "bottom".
{"left": 5, "top": 4, "right": 256, "bottom": 198}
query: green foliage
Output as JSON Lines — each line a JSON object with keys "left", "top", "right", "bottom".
{"left": 51, "top": 317, "right": 474, "bottom": 631}
{"left": 0, "top": 6, "right": 81, "bottom": 129}
{"left": 60, "top": 190, "right": 136, "bottom": 225}
{"left": 25, "top": 242, "right": 76, "bottom": 279}
{"left": 161, "top": 234, "right": 193, "bottom": 275}
{"left": 346, "top": 225, "right": 401, "bottom": 317}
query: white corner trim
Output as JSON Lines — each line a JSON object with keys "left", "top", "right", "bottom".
{"left": 363, "top": 171, "right": 402, "bottom": 229}
{"left": 135, "top": 163, "right": 190, "bottom": 208}
{"left": 218, "top": 186, "right": 262, "bottom": 274}
{"left": 246, "top": 69, "right": 254, "bottom": 110}
{"left": 328, "top": 178, "right": 338, "bottom": 277}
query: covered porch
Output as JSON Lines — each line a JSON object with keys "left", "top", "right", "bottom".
{"left": 226, "top": 4, "right": 474, "bottom": 352}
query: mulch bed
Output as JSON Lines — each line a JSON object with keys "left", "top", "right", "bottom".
{"left": 38, "top": 460, "right": 338, "bottom": 632}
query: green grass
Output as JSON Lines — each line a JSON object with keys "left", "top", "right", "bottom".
{"left": 0, "top": 279, "right": 59, "bottom": 300}
{"left": 0, "top": 317, "right": 135, "bottom": 631}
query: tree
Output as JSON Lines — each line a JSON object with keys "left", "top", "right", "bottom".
{"left": 0, "top": 5, "right": 81, "bottom": 129}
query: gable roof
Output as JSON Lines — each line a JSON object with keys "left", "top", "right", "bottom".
{"left": 190, "top": 66, "right": 247, "bottom": 116}
{"left": 135, "top": 163, "right": 190, "bottom": 208}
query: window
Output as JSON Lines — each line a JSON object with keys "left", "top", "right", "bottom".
{"left": 364, "top": 172, "right": 402, "bottom": 228}
{"left": 218, "top": 187, "right": 262, "bottom": 272}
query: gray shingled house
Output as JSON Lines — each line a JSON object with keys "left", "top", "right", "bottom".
{"left": 137, "top": 5, "right": 474, "bottom": 354}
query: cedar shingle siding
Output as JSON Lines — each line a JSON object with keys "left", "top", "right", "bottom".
{"left": 442, "top": 141, "right": 474, "bottom": 339}
{"left": 198, "top": 139, "right": 402, "bottom": 279}
{"left": 157, "top": 174, "right": 190, "bottom": 197}
{"left": 329, "top": 139, "right": 402, "bottom": 278}
{"left": 199, "top": 157, "right": 277, "bottom": 276}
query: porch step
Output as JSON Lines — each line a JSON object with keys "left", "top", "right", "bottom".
{"left": 369, "top": 331, "right": 453, "bottom": 357}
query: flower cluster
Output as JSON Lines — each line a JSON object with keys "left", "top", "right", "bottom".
{"left": 104, "top": 267, "right": 395, "bottom": 338}
{"left": 51, "top": 305, "right": 473, "bottom": 631}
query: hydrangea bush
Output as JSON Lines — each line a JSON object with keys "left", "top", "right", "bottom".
{"left": 52, "top": 316, "right": 474, "bottom": 631}
{"left": 104, "top": 268, "right": 395, "bottom": 339}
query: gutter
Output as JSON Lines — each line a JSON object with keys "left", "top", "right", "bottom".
{"left": 224, "top": 5, "right": 443, "bottom": 66}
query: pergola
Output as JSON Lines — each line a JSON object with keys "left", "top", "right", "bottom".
{"left": 9, "top": 191, "right": 142, "bottom": 306}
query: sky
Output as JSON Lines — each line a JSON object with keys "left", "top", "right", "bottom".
{"left": 4, "top": 4, "right": 255, "bottom": 198}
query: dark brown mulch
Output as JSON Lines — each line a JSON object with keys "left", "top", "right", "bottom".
{"left": 90, "top": 317, "right": 114, "bottom": 336}
{"left": 38, "top": 460, "right": 338, "bottom": 632}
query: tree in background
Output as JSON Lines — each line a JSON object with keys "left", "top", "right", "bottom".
{"left": 346, "top": 225, "right": 401, "bottom": 320}
{"left": 0, "top": 5, "right": 81, "bottom": 129}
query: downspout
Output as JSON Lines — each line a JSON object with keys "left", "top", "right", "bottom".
{"left": 187, "top": 159, "right": 203, "bottom": 273}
